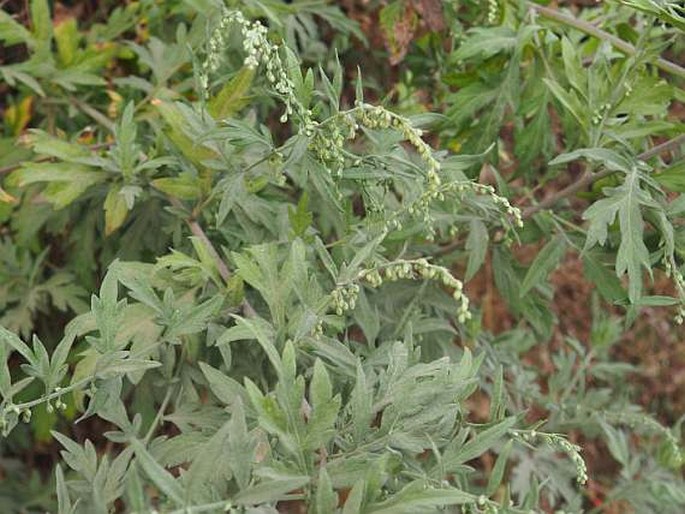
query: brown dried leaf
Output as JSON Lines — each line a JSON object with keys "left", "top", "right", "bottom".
{"left": 379, "top": 0, "right": 418, "bottom": 65}
{"left": 413, "top": 0, "right": 445, "bottom": 31}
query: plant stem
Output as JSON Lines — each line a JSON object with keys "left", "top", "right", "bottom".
{"left": 143, "top": 384, "right": 175, "bottom": 445}
{"left": 168, "top": 196, "right": 232, "bottom": 283}
{"left": 527, "top": 2, "right": 685, "bottom": 80}
{"left": 522, "top": 134, "right": 685, "bottom": 219}
{"left": 167, "top": 196, "right": 258, "bottom": 317}
{"left": 6, "top": 378, "right": 92, "bottom": 412}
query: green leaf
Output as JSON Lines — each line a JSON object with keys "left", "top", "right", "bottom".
{"left": 227, "top": 399, "right": 254, "bottom": 490}
{"left": 233, "top": 475, "right": 310, "bottom": 506}
{"left": 0, "top": 67, "right": 46, "bottom": 96}
{"left": 368, "top": 482, "right": 476, "bottom": 513}
{"left": 654, "top": 160, "right": 685, "bottom": 193}
{"left": 125, "top": 463, "right": 148, "bottom": 513}
{"left": 0, "top": 11, "right": 34, "bottom": 46}
{"left": 549, "top": 148, "right": 634, "bottom": 173}
{"left": 319, "top": 53, "right": 343, "bottom": 112}
{"left": 131, "top": 439, "right": 185, "bottom": 507}
{"left": 184, "top": 420, "right": 234, "bottom": 502}
{"left": 8, "top": 163, "right": 107, "bottom": 208}
{"left": 583, "top": 168, "right": 654, "bottom": 302}
{"left": 520, "top": 235, "right": 567, "bottom": 296}
{"left": 543, "top": 78, "right": 586, "bottom": 130}
{"left": 465, "top": 219, "right": 488, "bottom": 281}
{"left": 315, "top": 468, "right": 338, "bottom": 514}
{"left": 453, "top": 26, "right": 517, "bottom": 61}
{"left": 488, "top": 365, "right": 505, "bottom": 421}
{"left": 218, "top": 316, "right": 281, "bottom": 376}
{"left": 306, "top": 359, "right": 340, "bottom": 449}
{"left": 111, "top": 101, "right": 139, "bottom": 180}
{"left": 560, "top": 37, "right": 585, "bottom": 94}
{"left": 485, "top": 439, "right": 512, "bottom": 496}
{"left": 620, "top": 0, "right": 685, "bottom": 31}
{"left": 0, "top": 338, "right": 11, "bottom": 400}
{"left": 355, "top": 66, "right": 364, "bottom": 104}
{"left": 90, "top": 269, "right": 126, "bottom": 352}
{"left": 339, "top": 232, "right": 386, "bottom": 282}
{"left": 289, "top": 192, "right": 313, "bottom": 238}
{"left": 342, "top": 478, "right": 365, "bottom": 514}
{"left": 153, "top": 100, "right": 217, "bottom": 166}
{"left": 112, "top": 262, "right": 163, "bottom": 313}
{"left": 244, "top": 378, "right": 288, "bottom": 439}
{"left": 0, "top": 326, "right": 35, "bottom": 366}
{"left": 55, "top": 464, "right": 74, "bottom": 514}
{"left": 314, "top": 236, "right": 338, "bottom": 279}
{"left": 23, "top": 130, "right": 91, "bottom": 161}
{"left": 233, "top": 244, "right": 292, "bottom": 326}
{"left": 52, "top": 432, "right": 98, "bottom": 483}
{"left": 445, "top": 416, "right": 516, "bottom": 467}
{"left": 168, "top": 295, "right": 223, "bottom": 337}
{"left": 350, "top": 362, "right": 373, "bottom": 443}
{"left": 95, "top": 355, "right": 160, "bottom": 379}
{"left": 30, "top": 0, "right": 52, "bottom": 55}
{"left": 582, "top": 254, "right": 626, "bottom": 303}
{"left": 600, "top": 421, "right": 630, "bottom": 467}
{"left": 634, "top": 295, "right": 679, "bottom": 307}
{"left": 199, "top": 362, "right": 248, "bottom": 407}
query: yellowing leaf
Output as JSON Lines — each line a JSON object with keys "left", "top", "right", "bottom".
{"left": 4, "top": 96, "right": 33, "bottom": 136}
{"left": 0, "top": 187, "right": 17, "bottom": 204}
{"left": 152, "top": 99, "right": 218, "bottom": 167}
{"left": 379, "top": 0, "right": 418, "bottom": 65}
{"left": 8, "top": 162, "right": 107, "bottom": 208}
{"left": 104, "top": 186, "right": 129, "bottom": 235}
{"left": 208, "top": 66, "right": 255, "bottom": 119}
{"left": 151, "top": 176, "right": 202, "bottom": 200}
{"left": 54, "top": 17, "right": 79, "bottom": 67}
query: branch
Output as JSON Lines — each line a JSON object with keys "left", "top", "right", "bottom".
{"left": 167, "top": 197, "right": 258, "bottom": 317}
{"left": 434, "top": 134, "right": 685, "bottom": 257}
{"left": 167, "top": 197, "right": 232, "bottom": 283}
{"left": 522, "top": 134, "right": 685, "bottom": 219}
{"left": 528, "top": 3, "right": 685, "bottom": 80}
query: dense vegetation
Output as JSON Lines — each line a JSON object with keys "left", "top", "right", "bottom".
{"left": 0, "top": 0, "right": 684, "bottom": 512}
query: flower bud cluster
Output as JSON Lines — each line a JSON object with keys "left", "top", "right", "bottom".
{"left": 309, "top": 104, "right": 442, "bottom": 188}
{"left": 487, "top": 0, "right": 499, "bottom": 24}
{"left": 47, "top": 387, "right": 69, "bottom": 413}
{"left": 310, "top": 116, "right": 354, "bottom": 177}
{"left": 473, "top": 183, "right": 524, "bottom": 228}
{"left": 0, "top": 403, "right": 38, "bottom": 435}
{"left": 591, "top": 103, "right": 612, "bottom": 125}
{"left": 330, "top": 283, "right": 361, "bottom": 316}
{"left": 604, "top": 409, "right": 683, "bottom": 466}
{"left": 353, "top": 104, "right": 442, "bottom": 189}
{"left": 202, "top": 10, "right": 310, "bottom": 126}
{"left": 385, "top": 180, "right": 523, "bottom": 241}
{"left": 311, "top": 320, "right": 324, "bottom": 337}
{"left": 664, "top": 259, "right": 685, "bottom": 324}
{"left": 513, "top": 429, "right": 588, "bottom": 485}
{"left": 331, "top": 259, "right": 472, "bottom": 323}
{"left": 462, "top": 498, "right": 502, "bottom": 514}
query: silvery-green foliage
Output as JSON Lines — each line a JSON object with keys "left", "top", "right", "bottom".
{"left": 0, "top": 4, "right": 561, "bottom": 512}
{"left": 1, "top": 1, "right": 684, "bottom": 513}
